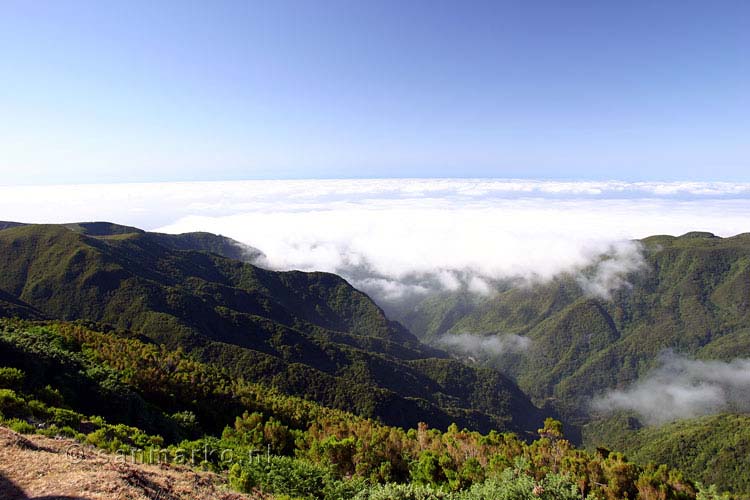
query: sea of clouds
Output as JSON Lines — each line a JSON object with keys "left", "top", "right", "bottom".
{"left": 4, "top": 178, "right": 750, "bottom": 304}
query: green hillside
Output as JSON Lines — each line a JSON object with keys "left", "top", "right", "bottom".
{"left": 396, "top": 232, "right": 750, "bottom": 422}
{"left": 583, "top": 413, "right": 750, "bottom": 495}
{"left": 4, "top": 221, "right": 749, "bottom": 495}
{"left": 0, "top": 289, "right": 43, "bottom": 319}
{"left": 0, "top": 318, "right": 721, "bottom": 499}
{"left": 0, "top": 222, "right": 541, "bottom": 434}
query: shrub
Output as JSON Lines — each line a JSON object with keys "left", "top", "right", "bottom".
{"left": 171, "top": 410, "right": 199, "bottom": 435}
{"left": 696, "top": 483, "right": 733, "bottom": 500}
{"left": 27, "top": 399, "right": 52, "bottom": 419}
{"left": 58, "top": 425, "right": 79, "bottom": 438}
{"left": 460, "top": 470, "right": 581, "bottom": 500}
{"left": 0, "top": 389, "right": 29, "bottom": 418}
{"left": 51, "top": 407, "right": 84, "bottom": 428}
{"left": 354, "top": 470, "right": 585, "bottom": 500}
{"left": 7, "top": 418, "right": 36, "bottom": 434}
{"left": 229, "top": 456, "right": 332, "bottom": 498}
{"left": 0, "top": 367, "right": 25, "bottom": 391}
{"left": 85, "top": 423, "right": 163, "bottom": 453}
{"left": 37, "top": 385, "right": 65, "bottom": 407}
{"left": 353, "top": 483, "right": 454, "bottom": 500}
{"left": 411, "top": 451, "right": 449, "bottom": 486}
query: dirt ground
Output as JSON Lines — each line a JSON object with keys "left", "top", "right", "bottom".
{"left": 0, "top": 426, "right": 264, "bottom": 500}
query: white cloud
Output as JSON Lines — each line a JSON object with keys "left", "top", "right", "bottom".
{"left": 3, "top": 178, "right": 750, "bottom": 304}
{"left": 437, "top": 333, "right": 531, "bottom": 358}
{"left": 591, "top": 351, "right": 750, "bottom": 425}
{"left": 354, "top": 277, "right": 431, "bottom": 301}
{"left": 467, "top": 276, "right": 493, "bottom": 296}
{"left": 436, "top": 270, "right": 462, "bottom": 292}
{"left": 576, "top": 242, "right": 647, "bottom": 300}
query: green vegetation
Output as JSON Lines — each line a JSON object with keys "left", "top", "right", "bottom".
{"left": 0, "top": 222, "right": 540, "bottom": 434}
{"left": 0, "top": 319, "right": 726, "bottom": 499}
{"left": 584, "top": 413, "right": 750, "bottom": 495}
{"left": 388, "top": 232, "right": 750, "bottom": 496}
{"left": 396, "top": 232, "right": 750, "bottom": 424}
{"left": 2, "top": 222, "right": 749, "bottom": 496}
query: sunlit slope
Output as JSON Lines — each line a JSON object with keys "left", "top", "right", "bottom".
{"left": 0, "top": 318, "right": 706, "bottom": 499}
{"left": 584, "top": 412, "right": 750, "bottom": 495}
{"left": 398, "top": 232, "right": 750, "bottom": 420}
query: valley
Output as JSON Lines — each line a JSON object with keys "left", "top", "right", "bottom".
{"left": 1, "top": 222, "right": 749, "bottom": 498}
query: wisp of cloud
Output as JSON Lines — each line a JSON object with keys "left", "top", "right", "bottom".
{"left": 437, "top": 333, "right": 531, "bottom": 359}
{"left": 591, "top": 351, "right": 750, "bottom": 425}
{"left": 576, "top": 241, "right": 647, "bottom": 300}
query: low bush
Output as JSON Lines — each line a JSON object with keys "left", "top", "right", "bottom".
{"left": 0, "top": 367, "right": 25, "bottom": 391}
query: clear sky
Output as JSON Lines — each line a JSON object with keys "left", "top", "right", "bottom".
{"left": 1, "top": 0, "right": 748, "bottom": 185}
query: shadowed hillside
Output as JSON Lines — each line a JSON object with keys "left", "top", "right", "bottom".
{"left": 0, "top": 222, "right": 542, "bottom": 434}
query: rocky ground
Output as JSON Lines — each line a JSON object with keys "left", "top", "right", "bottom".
{"left": 0, "top": 427, "right": 264, "bottom": 500}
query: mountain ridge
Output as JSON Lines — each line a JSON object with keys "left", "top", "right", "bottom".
{"left": 392, "top": 232, "right": 750, "bottom": 418}
{"left": 0, "top": 221, "right": 543, "bottom": 435}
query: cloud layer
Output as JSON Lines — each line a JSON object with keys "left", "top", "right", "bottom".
{"left": 591, "top": 351, "right": 750, "bottom": 425}
{"left": 4, "top": 178, "right": 750, "bottom": 303}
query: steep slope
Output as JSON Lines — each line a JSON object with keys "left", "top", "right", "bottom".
{"left": 0, "top": 290, "right": 44, "bottom": 320}
{"left": 583, "top": 413, "right": 750, "bottom": 495}
{"left": 0, "top": 223, "right": 542, "bottom": 434}
{"left": 0, "top": 319, "right": 707, "bottom": 499}
{"left": 396, "top": 232, "right": 750, "bottom": 422}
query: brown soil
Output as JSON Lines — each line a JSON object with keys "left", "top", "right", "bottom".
{"left": 0, "top": 427, "right": 266, "bottom": 500}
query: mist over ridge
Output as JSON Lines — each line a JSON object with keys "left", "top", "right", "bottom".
{"left": 4, "top": 178, "right": 750, "bottom": 307}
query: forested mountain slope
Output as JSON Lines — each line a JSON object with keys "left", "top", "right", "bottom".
{"left": 0, "top": 319, "right": 718, "bottom": 499}
{"left": 396, "top": 232, "right": 750, "bottom": 422}
{"left": 583, "top": 412, "right": 750, "bottom": 495}
{"left": 0, "top": 222, "right": 541, "bottom": 434}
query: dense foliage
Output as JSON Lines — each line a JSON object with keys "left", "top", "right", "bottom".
{"left": 396, "top": 232, "right": 750, "bottom": 426}
{"left": 0, "top": 223, "right": 540, "bottom": 434}
{"left": 0, "top": 319, "right": 733, "bottom": 499}
{"left": 584, "top": 413, "right": 750, "bottom": 495}
{"left": 2, "top": 222, "right": 748, "bottom": 497}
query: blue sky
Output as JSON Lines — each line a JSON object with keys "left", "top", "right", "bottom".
{"left": 1, "top": 0, "right": 748, "bottom": 185}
